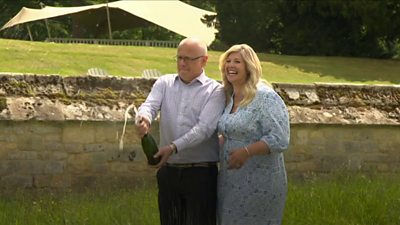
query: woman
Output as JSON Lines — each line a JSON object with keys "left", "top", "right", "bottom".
{"left": 217, "top": 44, "right": 290, "bottom": 225}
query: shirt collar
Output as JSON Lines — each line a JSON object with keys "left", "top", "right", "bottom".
{"left": 175, "top": 70, "right": 207, "bottom": 85}
{"left": 195, "top": 70, "right": 207, "bottom": 84}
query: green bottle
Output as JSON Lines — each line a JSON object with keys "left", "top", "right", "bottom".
{"left": 141, "top": 133, "right": 161, "bottom": 165}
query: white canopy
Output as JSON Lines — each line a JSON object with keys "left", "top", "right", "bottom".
{"left": 1, "top": 0, "right": 217, "bottom": 45}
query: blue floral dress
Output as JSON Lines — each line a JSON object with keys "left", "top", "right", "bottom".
{"left": 217, "top": 85, "right": 290, "bottom": 225}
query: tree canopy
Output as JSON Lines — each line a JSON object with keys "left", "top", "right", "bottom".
{"left": 215, "top": 0, "right": 400, "bottom": 58}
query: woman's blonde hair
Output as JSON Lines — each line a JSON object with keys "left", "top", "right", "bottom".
{"left": 219, "top": 44, "right": 263, "bottom": 106}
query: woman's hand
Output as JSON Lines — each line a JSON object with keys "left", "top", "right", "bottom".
{"left": 228, "top": 147, "right": 250, "bottom": 169}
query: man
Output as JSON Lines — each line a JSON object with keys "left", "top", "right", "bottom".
{"left": 136, "top": 37, "right": 225, "bottom": 225}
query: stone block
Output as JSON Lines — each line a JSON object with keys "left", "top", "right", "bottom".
{"left": 83, "top": 143, "right": 115, "bottom": 152}
{"left": 92, "top": 163, "right": 108, "bottom": 173}
{"left": 51, "top": 174, "right": 71, "bottom": 188}
{"left": 361, "top": 162, "right": 380, "bottom": 172}
{"left": 52, "top": 152, "right": 68, "bottom": 160}
{"left": 343, "top": 141, "right": 378, "bottom": 153}
{"left": 7, "top": 151, "right": 37, "bottom": 160}
{"left": 68, "top": 154, "right": 92, "bottom": 173}
{"left": 17, "top": 160, "right": 46, "bottom": 174}
{"left": 63, "top": 143, "right": 84, "bottom": 153}
{"left": 37, "top": 151, "right": 68, "bottom": 160}
{"left": 44, "top": 161, "right": 66, "bottom": 174}
{"left": 285, "top": 163, "right": 297, "bottom": 173}
{"left": 308, "top": 128, "right": 326, "bottom": 141}
{"left": 71, "top": 175, "right": 98, "bottom": 188}
{"left": 0, "top": 175, "right": 33, "bottom": 188}
{"left": 110, "top": 162, "right": 129, "bottom": 173}
{"left": 62, "top": 123, "right": 95, "bottom": 144}
{"left": 363, "top": 153, "right": 395, "bottom": 163}
{"left": 0, "top": 134, "right": 17, "bottom": 142}
{"left": 42, "top": 133, "right": 62, "bottom": 142}
{"left": 91, "top": 152, "right": 108, "bottom": 164}
{"left": 30, "top": 123, "right": 63, "bottom": 135}
{"left": 110, "top": 148, "right": 138, "bottom": 162}
{"left": 324, "top": 139, "right": 345, "bottom": 154}
{"left": 0, "top": 160, "right": 17, "bottom": 176}
{"left": 0, "top": 145, "right": 14, "bottom": 159}
{"left": 317, "top": 155, "right": 348, "bottom": 172}
{"left": 43, "top": 141, "right": 64, "bottom": 151}
{"left": 284, "top": 153, "right": 311, "bottom": 162}
{"left": 16, "top": 137, "right": 45, "bottom": 151}
{"left": 94, "top": 123, "right": 122, "bottom": 143}
{"left": 33, "top": 174, "right": 52, "bottom": 188}
{"left": 377, "top": 164, "right": 390, "bottom": 172}
{"left": 295, "top": 161, "right": 317, "bottom": 172}
{"left": 291, "top": 127, "right": 309, "bottom": 146}
{"left": 378, "top": 142, "right": 398, "bottom": 153}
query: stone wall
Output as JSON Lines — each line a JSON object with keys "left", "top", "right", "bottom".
{"left": 286, "top": 124, "right": 400, "bottom": 174}
{"left": 0, "top": 73, "right": 399, "bottom": 189}
{"left": 0, "top": 120, "right": 156, "bottom": 189}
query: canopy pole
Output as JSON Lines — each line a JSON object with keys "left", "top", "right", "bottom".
{"left": 26, "top": 24, "right": 33, "bottom": 41}
{"left": 40, "top": 2, "right": 51, "bottom": 39}
{"left": 106, "top": 2, "right": 113, "bottom": 40}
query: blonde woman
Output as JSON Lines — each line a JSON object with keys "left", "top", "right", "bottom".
{"left": 217, "top": 44, "right": 290, "bottom": 225}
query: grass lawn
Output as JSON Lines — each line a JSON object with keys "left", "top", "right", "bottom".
{"left": 1, "top": 38, "right": 399, "bottom": 84}
{"left": 1, "top": 173, "right": 399, "bottom": 225}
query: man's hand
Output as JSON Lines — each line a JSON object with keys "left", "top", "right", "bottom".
{"left": 135, "top": 116, "right": 150, "bottom": 138}
{"left": 152, "top": 145, "right": 175, "bottom": 168}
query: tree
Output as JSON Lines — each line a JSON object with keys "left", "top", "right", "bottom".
{"left": 278, "top": 0, "right": 400, "bottom": 58}
{"left": 214, "top": 0, "right": 400, "bottom": 58}
{"left": 215, "top": 0, "right": 282, "bottom": 52}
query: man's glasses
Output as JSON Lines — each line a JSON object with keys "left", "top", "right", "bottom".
{"left": 174, "top": 55, "right": 204, "bottom": 62}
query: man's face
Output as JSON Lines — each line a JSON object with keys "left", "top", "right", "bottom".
{"left": 176, "top": 44, "right": 207, "bottom": 83}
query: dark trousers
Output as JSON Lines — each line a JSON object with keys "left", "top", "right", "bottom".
{"left": 156, "top": 165, "right": 218, "bottom": 225}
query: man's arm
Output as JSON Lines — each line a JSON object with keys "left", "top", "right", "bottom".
{"left": 136, "top": 78, "right": 165, "bottom": 136}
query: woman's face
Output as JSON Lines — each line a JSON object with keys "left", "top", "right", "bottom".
{"left": 224, "top": 52, "right": 247, "bottom": 86}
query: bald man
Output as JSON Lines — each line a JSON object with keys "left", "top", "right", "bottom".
{"left": 136, "top": 37, "right": 225, "bottom": 225}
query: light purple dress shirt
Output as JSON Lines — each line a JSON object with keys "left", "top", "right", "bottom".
{"left": 137, "top": 71, "right": 225, "bottom": 163}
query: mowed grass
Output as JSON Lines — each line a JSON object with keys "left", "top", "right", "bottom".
{"left": 1, "top": 38, "right": 399, "bottom": 84}
{"left": 1, "top": 173, "right": 399, "bottom": 225}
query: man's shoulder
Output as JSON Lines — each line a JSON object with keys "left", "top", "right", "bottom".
{"left": 202, "top": 75, "right": 222, "bottom": 87}
{"left": 158, "top": 74, "right": 178, "bottom": 81}
{"left": 154, "top": 74, "right": 178, "bottom": 86}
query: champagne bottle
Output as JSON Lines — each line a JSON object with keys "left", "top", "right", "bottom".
{"left": 141, "top": 133, "right": 161, "bottom": 165}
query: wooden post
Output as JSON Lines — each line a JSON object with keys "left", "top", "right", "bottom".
{"left": 26, "top": 24, "right": 34, "bottom": 41}
{"left": 40, "top": 2, "right": 52, "bottom": 39}
{"left": 106, "top": 2, "right": 113, "bottom": 40}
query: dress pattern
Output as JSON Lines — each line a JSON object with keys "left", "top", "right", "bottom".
{"left": 217, "top": 85, "right": 290, "bottom": 225}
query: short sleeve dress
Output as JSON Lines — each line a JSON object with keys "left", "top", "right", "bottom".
{"left": 217, "top": 85, "right": 290, "bottom": 225}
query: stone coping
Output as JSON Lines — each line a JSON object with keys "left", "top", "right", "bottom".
{"left": 0, "top": 73, "right": 399, "bottom": 125}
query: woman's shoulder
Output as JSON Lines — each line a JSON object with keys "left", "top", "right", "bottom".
{"left": 254, "top": 83, "right": 286, "bottom": 105}
{"left": 256, "top": 83, "right": 276, "bottom": 97}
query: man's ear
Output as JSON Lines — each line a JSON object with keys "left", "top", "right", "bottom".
{"left": 201, "top": 55, "right": 209, "bottom": 66}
